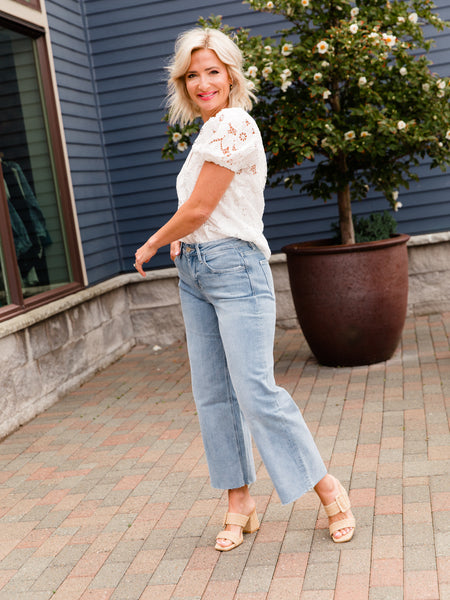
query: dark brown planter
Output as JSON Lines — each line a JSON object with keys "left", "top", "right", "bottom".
{"left": 282, "top": 234, "right": 410, "bottom": 367}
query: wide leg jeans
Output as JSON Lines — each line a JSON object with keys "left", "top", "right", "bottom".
{"left": 175, "top": 238, "right": 327, "bottom": 505}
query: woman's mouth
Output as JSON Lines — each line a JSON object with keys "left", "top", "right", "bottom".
{"left": 198, "top": 91, "right": 217, "bottom": 101}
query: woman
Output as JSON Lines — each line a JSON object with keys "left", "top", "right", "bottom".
{"left": 134, "top": 27, "right": 355, "bottom": 551}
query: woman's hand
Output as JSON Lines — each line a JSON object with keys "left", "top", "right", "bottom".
{"left": 170, "top": 241, "right": 181, "bottom": 261}
{"left": 134, "top": 239, "right": 157, "bottom": 277}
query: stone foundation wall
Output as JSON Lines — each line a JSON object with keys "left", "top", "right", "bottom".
{"left": 1, "top": 235, "right": 449, "bottom": 440}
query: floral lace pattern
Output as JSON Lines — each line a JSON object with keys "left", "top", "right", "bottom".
{"left": 176, "top": 107, "right": 270, "bottom": 258}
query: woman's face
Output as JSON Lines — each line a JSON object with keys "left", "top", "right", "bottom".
{"left": 185, "top": 48, "right": 232, "bottom": 122}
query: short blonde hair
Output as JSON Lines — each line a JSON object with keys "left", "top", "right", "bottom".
{"left": 166, "top": 28, "right": 256, "bottom": 125}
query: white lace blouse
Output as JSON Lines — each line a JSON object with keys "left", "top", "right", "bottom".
{"left": 176, "top": 107, "right": 271, "bottom": 258}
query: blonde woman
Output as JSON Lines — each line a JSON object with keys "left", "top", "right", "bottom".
{"left": 134, "top": 28, "right": 355, "bottom": 551}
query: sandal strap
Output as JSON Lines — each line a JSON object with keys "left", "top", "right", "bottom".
{"left": 323, "top": 489, "right": 351, "bottom": 517}
{"left": 329, "top": 516, "right": 356, "bottom": 537}
{"left": 215, "top": 529, "right": 242, "bottom": 546}
{"left": 223, "top": 512, "right": 251, "bottom": 528}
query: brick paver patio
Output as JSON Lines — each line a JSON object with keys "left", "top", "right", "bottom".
{"left": 0, "top": 313, "right": 449, "bottom": 599}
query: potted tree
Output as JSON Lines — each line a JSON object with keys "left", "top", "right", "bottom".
{"left": 163, "top": 0, "right": 450, "bottom": 366}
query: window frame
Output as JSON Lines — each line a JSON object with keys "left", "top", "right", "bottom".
{"left": 0, "top": 14, "right": 84, "bottom": 322}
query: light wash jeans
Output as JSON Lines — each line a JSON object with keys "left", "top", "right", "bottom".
{"left": 175, "top": 238, "right": 327, "bottom": 505}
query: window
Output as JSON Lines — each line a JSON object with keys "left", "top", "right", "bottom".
{"left": 0, "top": 18, "right": 83, "bottom": 320}
{"left": 10, "top": 1, "right": 41, "bottom": 11}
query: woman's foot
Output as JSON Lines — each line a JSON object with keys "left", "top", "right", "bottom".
{"left": 314, "top": 474, "right": 355, "bottom": 542}
{"left": 215, "top": 486, "right": 258, "bottom": 551}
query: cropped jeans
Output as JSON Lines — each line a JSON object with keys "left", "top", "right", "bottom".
{"left": 175, "top": 238, "right": 327, "bottom": 505}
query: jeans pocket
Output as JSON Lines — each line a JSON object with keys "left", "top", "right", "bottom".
{"left": 203, "top": 247, "right": 246, "bottom": 274}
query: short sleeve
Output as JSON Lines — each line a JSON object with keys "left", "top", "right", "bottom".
{"left": 197, "top": 108, "right": 260, "bottom": 173}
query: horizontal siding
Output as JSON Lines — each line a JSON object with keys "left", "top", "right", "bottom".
{"left": 49, "top": 0, "right": 450, "bottom": 277}
{"left": 46, "top": 0, "right": 121, "bottom": 284}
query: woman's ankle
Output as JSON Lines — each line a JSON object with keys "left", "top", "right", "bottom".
{"left": 227, "top": 486, "right": 255, "bottom": 514}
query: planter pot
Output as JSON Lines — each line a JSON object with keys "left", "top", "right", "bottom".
{"left": 282, "top": 233, "right": 410, "bottom": 367}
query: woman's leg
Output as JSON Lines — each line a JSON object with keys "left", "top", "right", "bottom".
{"left": 177, "top": 263, "right": 257, "bottom": 491}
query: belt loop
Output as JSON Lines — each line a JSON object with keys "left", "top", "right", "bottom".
{"left": 195, "top": 244, "right": 202, "bottom": 262}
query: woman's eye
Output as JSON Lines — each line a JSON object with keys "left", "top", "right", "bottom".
{"left": 187, "top": 73, "right": 197, "bottom": 79}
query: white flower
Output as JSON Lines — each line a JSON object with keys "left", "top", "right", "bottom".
{"left": 177, "top": 142, "right": 188, "bottom": 152}
{"left": 323, "top": 90, "right": 332, "bottom": 99}
{"left": 262, "top": 66, "right": 273, "bottom": 79}
{"left": 437, "top": 79, "right": 446, "bottom": 90}
{"left": 344, "top": 130, "right": 356, "bottom": 141}
{"left": 394, "top": 201, "right": 403, "bottom": 211}
{"left": 301, "top": 0, "right": 309, "bottom": 6}
{"left": 350, "top": 24, "right": 359, "bottom": 34}
{"left": 446, "top": 130, "right": 450, "bottom": 140}
{"left": 437, "top": 90, "right": 445, "bottom": 98}
{"left": 382, "top": 33, "right": 397, "bottom": 48}
{"left": 246, "top": 66, "right": 258, "bottom": 78}
{"left": 359, "top": 76, "right": 367, "bottom": 86}
{"left": 281, "top": 43, "right": 293, "bottom": 56}
{"left": 172, "top": 132, "right": 182, "bottom": 143}
{"left": 397, "top": 120, "right": 406, "bottom": 130}
{"left": 397, "top": 16, "right": 405, "bottom": 23}
{"left": 314, "top": 72, "right": 322, "bottom": 82}
{"left": 281, "top": 80, "right": 292, "bottom": 92}
{"left": 321, "top": 61, "right": 330, "bottom": 68}
{"left": 317, "top": 40, "right": 329, "bottom": 54}
{"left": 361, "top": 131, "right": 371, "bottom": 137}
{"left": 351, "top": 7, "right": 359, "bottom": 18}
{"left": 408, "top": 12, "right": 418, "bottom": 24}
{"left": 392, "top": 190, "right": 399, "bottom": 201}
{"left": 422, "top": 83, "right": 430, "bottom": 92}
{"left": 264, "top": 46, "right": 272, "bottom": 55}
{"left": 266, "top": 1, "right": 274, "bottom": 9}
{"left": 399, "top": 67, "right": 407, "bottom": 76}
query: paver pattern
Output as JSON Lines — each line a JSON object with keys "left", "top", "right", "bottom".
{"left": 0, "top": 313, "right": 449, "bottom": 600}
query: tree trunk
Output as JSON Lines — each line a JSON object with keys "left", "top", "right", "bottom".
{"left": 336, "top": 152, "right": 355, "bottom": 245}
{"left": 337, "top": 183, "right": 355, "bottom": 244}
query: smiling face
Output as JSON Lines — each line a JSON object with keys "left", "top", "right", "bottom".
{"left": 185, "top": 48, "right": 232, "bottom": 122}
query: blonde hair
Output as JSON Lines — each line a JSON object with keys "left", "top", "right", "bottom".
{"left": 166, "top": 28, "right": 256, "bottom": 125}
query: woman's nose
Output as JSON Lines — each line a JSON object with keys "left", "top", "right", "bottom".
{"left": 198, "top": 75, "right": 209, "bottom": 89}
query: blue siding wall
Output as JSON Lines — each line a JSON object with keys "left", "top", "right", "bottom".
{"left": 48, "top": 0, "right": 450, "bottom": 281}
{"left": 46, "top": 0, "right": 121, "bottom": 282}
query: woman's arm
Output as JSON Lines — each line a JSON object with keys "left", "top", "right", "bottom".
{"left": 134, "top": 161, "right": 234, "bottom": 276}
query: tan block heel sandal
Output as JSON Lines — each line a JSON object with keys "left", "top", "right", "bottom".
{"left": 323, "top": 482, "right": 355, "bottom": 543}
{"left": 215, "top": 509, "right": 260, "bottom": 552}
